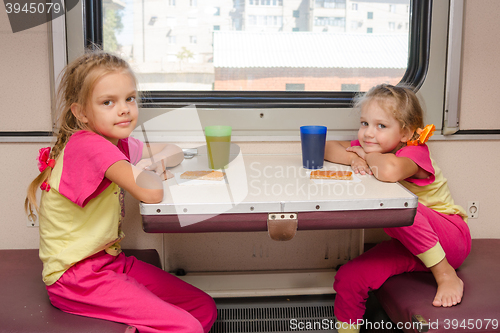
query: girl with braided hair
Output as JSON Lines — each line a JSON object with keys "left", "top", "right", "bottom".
{"left": 25, "top": 50, "right": 216, "bottom": 333}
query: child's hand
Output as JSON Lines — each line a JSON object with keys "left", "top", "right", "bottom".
{"left": 135, "top": 159, "right": 151, "bottom": 171}
{"left": 136, "top": 159, "right": 168, "bottom": 178}
{"left": 346, "top": 146, "right": 372, "bottom": 175}
{"left": 162, "top": 170, "right": 174, "bottom": 181}
{"left": 143, "top": 160, "right": 165, "bottom": 175}
{"left": 350, "top": 156, "right": 372, "bottom": 175}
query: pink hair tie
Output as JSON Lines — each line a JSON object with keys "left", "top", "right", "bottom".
{"left": 47, "top": 159, "right": 56, "bottom": 168}
{"left": 37, "top": 147, "right": 55, "bottom": 192}
{"left": 37, "top": 147, "right": 56, "bottom": 172}
{"left": 40, "top": 181, "right": 51, "bottom": 192}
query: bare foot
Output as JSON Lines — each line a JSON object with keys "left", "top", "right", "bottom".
{"left": 430, "top": 258, "right": 464, "bottom": 307}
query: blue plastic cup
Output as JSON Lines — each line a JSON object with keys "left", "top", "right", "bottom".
{"left": 300, "top": 126, "right": 327, "bottom": 169}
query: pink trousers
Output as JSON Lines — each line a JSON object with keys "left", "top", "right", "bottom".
{"left": 333, "top": 203, "right": 471, "bottom": 323}
{"left": 46, "top": 251, "right": 217, "bottom": 333}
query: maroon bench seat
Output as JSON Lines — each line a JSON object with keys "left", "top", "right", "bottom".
{"left": 374, "top": 239, "right": 500, "bottom": 333}
{"left": 0, "top": 249, "right": 161, "bottom": 333}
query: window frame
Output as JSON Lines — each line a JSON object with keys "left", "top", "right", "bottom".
{"left": 85, "top": 0, "right": 430, "bottom": 109}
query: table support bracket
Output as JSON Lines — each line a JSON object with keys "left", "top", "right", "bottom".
{"left": 267, "top": 213, "right": 298, "bottom": 241}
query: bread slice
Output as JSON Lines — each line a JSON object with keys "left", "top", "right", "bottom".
{"left": 180, "top": 170, "right": 225, "bottom": 181}
{"left": 310, "top": 170, "right": 353, "bottom": 180}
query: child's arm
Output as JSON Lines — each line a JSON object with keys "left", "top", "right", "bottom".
{"left": 364, "top": 152, "right": 422, "bottom": 182}
{"left": 105, "top": 160, "right": 164, "bottom": 203}
{"left": 325, "top": 141, "right": 372, "bottom": 175}
{"left": 136, "top": 143, "right": 184, "bottom": 179}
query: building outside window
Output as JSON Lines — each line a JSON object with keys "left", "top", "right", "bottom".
{"left": 249, "top": 15, "right": 283, "bottom": 26}
{"left": 250, "top": 0, "right": 283, "bottom": 5}
{"left": 315, "top": 0, "right": 346, "bottom": 9}
{"left": 248, "top": 15, "right": 257, "bottom": 25}
{"left": 286, "top": 83, "right": 305, "bottom": 91}
{"left": 101, "top": 0, "right": 413, "bottom": 93}
{"left": 148, "top": 16, "right": 157, "bottom": 26}
{"left": 314, "top": 17, "right": 345, "bottom": 27}
{"left": 341, "top": 83, "right": 360, "bottom": 91}
{"left": 166, "top": 17, "right": 177, "bottom": 27}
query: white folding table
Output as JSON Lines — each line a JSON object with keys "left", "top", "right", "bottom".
{"left": 141, "top": 151, "right": 417, "bottom": 233}
{"left": 139, "top": 150, "right": 418, "bottom": 297}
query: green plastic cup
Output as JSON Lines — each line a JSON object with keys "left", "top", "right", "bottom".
{"left": 204, "top": 126, "right": 232, "bottom": 169}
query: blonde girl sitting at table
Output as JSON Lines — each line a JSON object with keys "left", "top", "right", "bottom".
{"left": 324, "top": 84, "right": 471, "bottom": 333}
{"left": 25, "top": 51, "right": 217, "bottom": 333}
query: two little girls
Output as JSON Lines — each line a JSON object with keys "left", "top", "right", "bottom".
{"left": 25, "top": 51, "right": 217, "bottom": 333}
{"left": 325, "top": 84, "right": 471, "bottom": 333}
{"left": 25, "top": 50, "right": 469, "bottom": 333}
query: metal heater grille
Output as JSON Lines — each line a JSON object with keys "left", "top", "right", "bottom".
{"left": 209, "top": 295, "right": 337, "bottom": 333}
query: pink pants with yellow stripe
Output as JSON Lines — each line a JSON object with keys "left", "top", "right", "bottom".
{"left": 333, "top": 203, "right": 471, "bottom": 324}
{"left": 46, "top": 251, "right": 217, "bottom": 333}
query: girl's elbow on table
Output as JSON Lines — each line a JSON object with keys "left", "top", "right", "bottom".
{"left": 141, "top": 188, "right": 164, "bottom": 204}
{"left": 134, "top": 171, "right": 164, "bottom": 203}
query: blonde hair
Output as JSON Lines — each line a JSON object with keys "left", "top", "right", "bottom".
{"left": 25, "top": 50, "right": 138, "bottom": 221}
{"left": 354, "top": 84, "right": 424, "bottom": 141}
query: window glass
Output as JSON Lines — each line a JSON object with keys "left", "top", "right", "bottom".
{"left": 103, "top": 0, "right": 411, "bottom": 92}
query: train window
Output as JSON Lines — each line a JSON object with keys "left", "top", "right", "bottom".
{"left": 89, "top": 0, "right": 431, "bottom": 109}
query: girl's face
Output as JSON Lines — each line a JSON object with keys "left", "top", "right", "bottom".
{"left": 83, "top": 71, "right": 138, "bottom": 145}
{"left": 358, "top": 99, "right": 411, "bottom": 154}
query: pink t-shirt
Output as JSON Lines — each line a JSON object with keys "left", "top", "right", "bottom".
{"left": 39, "top": 131, "right": 144, "bottom": 285}
{"left": 59, "top": 130, "right": 143, "bottom": 207}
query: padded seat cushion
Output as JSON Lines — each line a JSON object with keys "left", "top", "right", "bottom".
{"left": 0, "top": 249, "right": 161, "bottom": 333}
{"left": 375, "top": 239, "right": 500, "bottom": 333}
